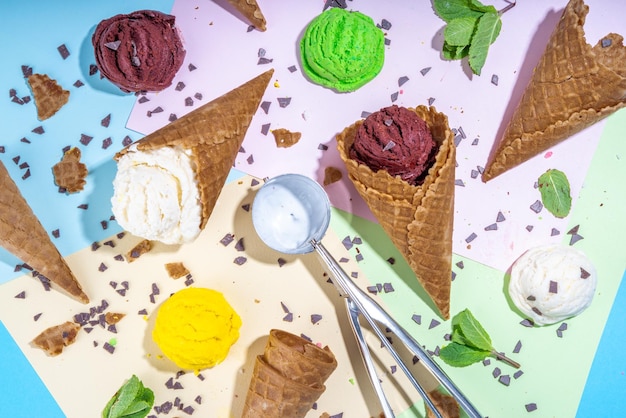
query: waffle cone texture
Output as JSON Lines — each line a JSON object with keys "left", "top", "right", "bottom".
{"left": 116, "top": 69, "right": 273, "bottom": 231}
{"left": 0, "top": 161, "right": 88, "bottom": 303}
{"left": 242, "top": 329, "right": 337, "bottom": 417}
{"left": 482, "top": 0, "right": 626, "bottom": 182}
{"left": 227, "top": 0, "right": 267, "bottom": 31}
{"left": 337, "top": 106, "right": 455, "bottom": 319}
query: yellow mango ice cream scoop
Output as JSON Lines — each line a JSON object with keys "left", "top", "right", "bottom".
{"left": 152, "top": 287, "right": 242, "bottom": 371}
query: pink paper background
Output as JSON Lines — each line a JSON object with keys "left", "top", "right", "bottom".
{"left": 127, "top": 0, "right": 621, "bottom": 271}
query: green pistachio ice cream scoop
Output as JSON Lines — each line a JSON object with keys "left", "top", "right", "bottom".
{"left": 300, "top": 8, "right": 385, "bottom": 92}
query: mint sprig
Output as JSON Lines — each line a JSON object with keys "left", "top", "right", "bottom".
{"left": 102, "top": 375, "right": 155, "bottom": 418}
{"left": 434, "top": 0, "right": 515, "bottom": 75}
{"left": 440, "top": 309, "right": 520, "bottom": 368}
{"left": 538, "top": 168, "right": 572, "bottom": 218}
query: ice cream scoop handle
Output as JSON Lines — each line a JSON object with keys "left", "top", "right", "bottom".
{"left": 311, "top": 239, "right": 482, "bottom": 418}
{"left": 346, "top": 298, "right": 397, "bottom": 418}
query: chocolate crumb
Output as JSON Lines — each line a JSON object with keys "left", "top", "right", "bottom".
{"left": 277, "top": 97, "right": 291, "bottom": 108}
{"left": 220, "top": 233, "right": 235, "bottom": 246}
{"left": 529, "top": 200, "right": 543, "bottom": 213}
{"left": 261, "top": 123, "right": 271, "bottom": 135}
{"left": 311, "top": 314, "right": 322, "bottom": 324}
{"left": 525, "top": 403, "right": 537, "bottom": 412}
{"left": 492, "top": 367, "right": 501, "bottom": 378}
{"left": 513, "top": 370, "right": 524, "bottom": 379}
{"left": 531, "top": 307, "right": 542, "bottom": 316}
{"left": 260, "top": 101, "right": 271, "bottom": 114}
{"left": 513, "top": 340, "right": 522, "bottom": 353}
{"left": 465, "top": 232, "right": 477, "bottom": 243}
{"left": 428, "top": 319, "right": 440, "bottom": 329}
{"left": 420, "top": 67, "right": 431, "bottom": 76}
{"left": 52, "top": 229, "right": 60, "bottom": 238}
{"left": 102, "top": 137, "right": 113, "bottom": 149}
{"left": 234, "top": 256, "right": 247, "bottom": 265}
{"left": 498, "top": 374, "right": 511, "bottom": 386}
{"left": 548, "top": 280, "right": 558, "bottom": 294}
{"left": 188, "top": 63, "right": 197, "bottom": 71}
{"left": 601, "top": 37, "right": 612, "bottom": 48}
{"left": 411, "top": 314, "right": 421, "bottom": 325}
{"left": 520, "top": 318, "right": 534, "bottom": 327}
{"left": 398, "top": 75, "right": 409, "bottom": 86}
{"left": 491, "top": 74, "right": 499, "bottom": 86}
{"left": 57, "top": 44, "right": 70, "bottom": 59}
{"left": 580, "top": 267, "right": 590, "bottom": 279}
{"left": 15, "top": 291, "right": 26, "bottom": 299}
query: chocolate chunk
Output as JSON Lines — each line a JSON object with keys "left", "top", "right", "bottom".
{"left": 57, "top": 44, "right": 70, "bottom": 59}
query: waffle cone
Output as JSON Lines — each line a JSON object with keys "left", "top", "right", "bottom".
{"left": 227, "top": 0, "right": 267, "bottom": 31}
{"left": 0, "top": 161, "right": 88, "bottom": 303}
{"left": 242, "top": 330, "right": 337, "bottom": 417}
{"left": 482, "top": 0, "right": 626, "bottom": 182}
{"left": 337, "top": 106, "right": 455, "bottom": 319}
{"left": 116, "top": 69, "right": 273, "bottom": 230}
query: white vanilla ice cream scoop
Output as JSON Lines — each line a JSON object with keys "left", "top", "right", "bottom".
{"left": 111, "top": 145, "right": 202, "bottom": 245}
{"left": 508, "top": 244, "right": 597, "bottom": 325}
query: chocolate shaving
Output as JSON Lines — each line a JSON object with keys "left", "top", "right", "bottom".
{"left": 104, "top": 40, "right": 121, "bottom": 51}
{"left": 549, "top": 280, "right": 558, "bottom": 293}
{"left": 580, "top": 267, "right": 590, "bottom": 279}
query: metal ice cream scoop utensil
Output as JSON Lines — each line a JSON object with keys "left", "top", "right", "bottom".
{"left": 251, "top": 174, "right": 482, "bottom": 418}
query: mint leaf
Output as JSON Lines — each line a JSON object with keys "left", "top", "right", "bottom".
{"left": 468, "top": 11, "right": 501, "bottom": 75}
{"left": 103, "top": 375, "right": 155, "bottom": 418}
{"left": 434, "top": 0, "right": 513, "bottom": 75}
{"left": 455, "top": 309, "right": 492, "bottom": 351}
{"left": 468, "top": 0, "right": 497, "bottom": 13}
{"left": 433, "top": 0, "right": 483, "bottom": 22}
{"left": 442, "top": 43, "right": 470, "bottom": 60}
{"left": 440, "top": 342, "right": 490, "bottom": 367}
{"left": 441, "top": 309, "right": 521, "bottom": 369}
{"left": 443, "top": 16, "right": 478, "bottom": 46}
{"left": 538, "top": 169, "right": 572, "bottom": 218}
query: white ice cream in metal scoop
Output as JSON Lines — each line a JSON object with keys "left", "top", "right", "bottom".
{"left": 111, "top": 145, "right": 201, "bottom": 245}
{"left": 508, "top": 244, "right": 597, "bottom": 326}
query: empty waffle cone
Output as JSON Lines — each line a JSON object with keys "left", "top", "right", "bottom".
{"left": 116, "top": 69, "right": 273, "bottom": 231}
{"left": 263, "top": 329, "right": 337, "bottom": 386}
{"left": 242, "top": 330, "right": 337, "bottom": 417}
{"left": 337, "top": 106, "right": 455, "bottom": 319}
{"left": 0, "top": 161, "right": 88, "bottom": 303}
{"left": 482, "top": 0, "right": 626, "bottom": 182}
{"left": 227, "top": 0, "right": 267, "bottom": 31}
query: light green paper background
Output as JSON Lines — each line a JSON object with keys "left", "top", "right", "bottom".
{"left": 329, "top": 109, "right": 626, "bottom": 417}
